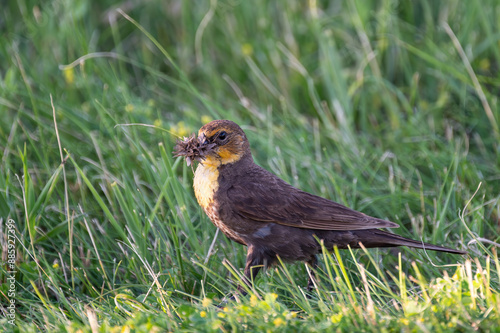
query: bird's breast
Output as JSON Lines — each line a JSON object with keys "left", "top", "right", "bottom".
{"left": 193, "top": 161, "right": 247, "bottom": 245}
{"left": 193, "top": 162, "right": 220, "bottom": 209}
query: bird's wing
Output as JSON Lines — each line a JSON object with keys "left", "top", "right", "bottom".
{"left": 226, "top": 167, "right": 399, "bottom": 231}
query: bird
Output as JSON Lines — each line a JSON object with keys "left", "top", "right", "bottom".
{"left": 173, "top": 119, "right": 466, "bottom": 292}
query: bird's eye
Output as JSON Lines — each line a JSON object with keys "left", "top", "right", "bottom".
{"left": 218, "top": 131, "right": 227, "bottom": 140}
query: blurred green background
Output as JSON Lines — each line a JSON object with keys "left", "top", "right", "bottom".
{"left": 1, "top": 0, "right": 499, "bottom": 331}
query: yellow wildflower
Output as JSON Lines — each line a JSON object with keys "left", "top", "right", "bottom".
{"left": 125, "top": 104, "right": 134, "bottom": 113}
{"left": 241, "top": 43, "right": 253, "bottom": 56}
{"left": 273, "top": 317, "right": 284, "bottom": 327}
{"left": 201, "top": 298, "right": 212, "bottom": 307}
{"left": 479, "top": 58, "right": 490, "bottom": 71}
{"left": 250, "top": 294, "right": 258, "bottom": 307}
{"left": 284, "top": 311, "right": 297, "bottom": 320}
{"left": 63, "top": 67, "right": 74, "bottom": 84}
{"left": 330, "top": 313, "right": 342, "bottom": 324}
{"left": 400, "top": 318, "right": 410, "bottom": 325}
{"left": 200, "top": 311, "right": 207, "bottom": 318}
{"left": 170, "top": 121, "right": 189, "bottom": 137}
{"left": 201, "top": 115, "right": 212, "bottom": 124}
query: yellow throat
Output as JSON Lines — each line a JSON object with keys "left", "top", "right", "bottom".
{"left": 193, "top": 145, "right": 244, "bottom": 209}
{"left": 193, "top": 157, "right": 220, "bottom": 210}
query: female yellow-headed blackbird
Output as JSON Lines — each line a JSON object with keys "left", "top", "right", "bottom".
{"left": 174, "top": 120, "right": 465, "bottom": 290}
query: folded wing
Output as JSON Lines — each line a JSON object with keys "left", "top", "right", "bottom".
{"left": 226, "top": 167, "right": 399, "bottom": 231}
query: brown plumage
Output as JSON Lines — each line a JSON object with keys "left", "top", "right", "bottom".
{"left": 173, "top": 120, "right": 466, "bottom": 291}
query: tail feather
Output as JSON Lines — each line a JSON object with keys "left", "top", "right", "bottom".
{"left": 355, "top": 230, "right": 466, "bottom": 255}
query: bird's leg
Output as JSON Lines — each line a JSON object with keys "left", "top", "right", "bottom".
{"left": 306, "top": 255, "right": 318, "bottom": 292}
{"left": 220, "top": 246, "right": 264, "bottom": 306}
{"left": 220, "top": 246, "right": 264, "bottom": 305}
{"left": 237, "top": 244, "right": 263, "bottom": 296}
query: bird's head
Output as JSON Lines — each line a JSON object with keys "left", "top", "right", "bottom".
{"left": 173, "top": 120, "right": 251, "bottom": 167}
{"left": 197, "top": 120, "right": 251, "bottom": 166}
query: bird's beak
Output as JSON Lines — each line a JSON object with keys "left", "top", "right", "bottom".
{"left": 198, "top": 133, "right": 209, "bottom": 147}
{"left": 186, "top": 133, "right": 215, "bottom": 166}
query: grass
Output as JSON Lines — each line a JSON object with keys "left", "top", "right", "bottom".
{"left": 1, "top": 0, "right": 500, "bottom": 331}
